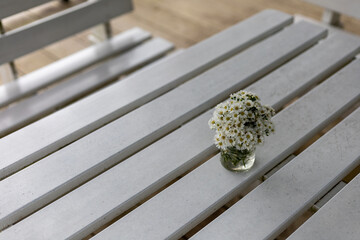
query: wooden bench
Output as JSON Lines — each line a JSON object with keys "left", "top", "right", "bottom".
{"left": 304, "top": 0, "right": 360, "bottom": 26}
{"left": 0, "top": 0, "right": 174, "bottom": 136}
{"left": 0, "top": 9, "right": 359, "bottom": 239}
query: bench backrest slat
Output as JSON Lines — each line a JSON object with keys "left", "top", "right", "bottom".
{"left": 0, "top": 0, "right": 133, "bottom": 65}
{"left": 0, "top": 0, "right": 51, "bottom": 19}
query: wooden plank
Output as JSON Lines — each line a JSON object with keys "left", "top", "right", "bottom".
{"left": 0, "top": 38, "right": 174, "bottom": 136}
{"left": 110, "top": 13, "right": 195, "bottom": 48}
{"left": 289, "top": 174, "right": 360, "bottom": 240}
{"left": 0, "top": 0, "right": 133, "bottom": 65}
{"left": 193, "top": 108, "right": 360, "bottom": 240}
{"left": 0, "top": 0, "right": 51, "bottom": 19}
{"left": 88, "top": 60, "right": 360, "bottom": 240}
{"left": 2, "top": 32, "right": 353, "bottom": 239}
{"left": 133, "top": 0, "right": 221, "bottom": 44}
{"left": 143, "top": 0, "right": 246, "bottom": 31}
{"left": 0, "top": 9, "right": 294, "bottom": 179}
{"left": 0, "top": 21, "right": 326, "bottom": 234}
{"left": 0, "top": 28, "right": 151, "bottom": 108}
{"left": 304, "top": 0, "right": 360, "bottom": 20}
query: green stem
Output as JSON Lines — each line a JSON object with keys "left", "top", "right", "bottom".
{"left": 222, "top": 147, "right": 251, "bottom": 167}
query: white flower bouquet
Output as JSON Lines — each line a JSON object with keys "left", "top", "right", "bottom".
{"left": 208, "top": 90, "right": 275, "bottom": 171}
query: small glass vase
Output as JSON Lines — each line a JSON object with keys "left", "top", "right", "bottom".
{"left": 220, "top": 147, "right": 255, "bottom": 171}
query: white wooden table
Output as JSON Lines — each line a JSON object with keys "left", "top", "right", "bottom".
{"left": 0, "top": 9, "right": 359, "bottom": 240}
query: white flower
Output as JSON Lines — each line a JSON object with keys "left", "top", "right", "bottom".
{"left": 247, "top": 111, "right": 255, "bottom": 119}
{"left": 245, "top": 132, "right": 253, "bottom": 141}
{"left": 239, "top": 110, "right": 247, "bottom": 117}
{"left": 244, "top": 100, "right": 253, "bottom": 108}
{"left": 209, "top": 90, "right": 275, "bottom": 151}
{"left": 208, "top": 118, "right": 216, "bottom": 129}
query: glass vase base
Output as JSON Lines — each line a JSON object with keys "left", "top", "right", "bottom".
{"left": 220, "top": 150, "right": 255, "bottom": 172}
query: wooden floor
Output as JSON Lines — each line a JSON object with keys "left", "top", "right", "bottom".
{"left": 1, "top": 0, "right": 360, "bottom": 84}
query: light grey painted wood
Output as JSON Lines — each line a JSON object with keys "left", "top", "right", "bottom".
{"left": 289, "top": 174, "right": 360, "bottom": 240}
{"left": 0, "top": 38, "right": 174, "bottom": 136}
{"left": 0, "top": 21, "right": 326, "bottom": 233}
{"left": 0, "top": 0, "right": 51, "bottom": 19}
{"left": 193, "top": 108, "right": 360, "bottom": 240}
{"left": 322, "top": 9, "right": 341, "bottom": 26}
{"left": 0, "top": 0, "right": 133, "bottom": 65}
{"left": 0, "top": 28, "right": 151, "bottom": 108}
{"left": 304, "top": 0, "right": 360, "bottom": 19}
{"left": 0, "top": 9, "right": 294, "bottom": 179}
{"left": 313, "top": 181, "right": 346, "bottom": 211}
{"left": 88, "top": 60, "right": 360, "bottom": 240}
